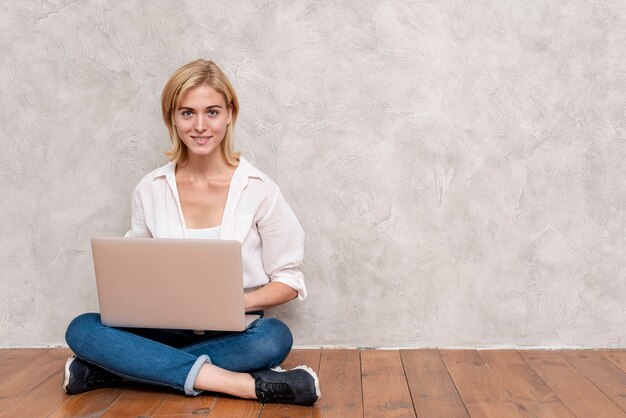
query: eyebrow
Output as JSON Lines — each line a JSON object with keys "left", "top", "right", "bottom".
{"left": 177, "top": 105, "right": 223, "bottom": 111}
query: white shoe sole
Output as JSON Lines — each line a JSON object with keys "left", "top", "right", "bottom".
{"left": 62, "top": 355, "right": 76, "bottom": 393}
{"left": 270, "top": 364, "right": 322, "bottom": 399}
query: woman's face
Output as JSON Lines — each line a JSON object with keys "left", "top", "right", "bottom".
{"left": 173, "top": 85, "right": 232, "bottom": 160}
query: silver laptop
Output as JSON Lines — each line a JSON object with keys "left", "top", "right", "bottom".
{"left": 91, "top": 237, "right": 260, "bottom": 331}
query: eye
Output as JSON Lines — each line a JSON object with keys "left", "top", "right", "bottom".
{"left": 208, "top": 109, "right": 219, "bottom": 117}
{"left": 181, "top": 110, "right": 193, "bottom": 118}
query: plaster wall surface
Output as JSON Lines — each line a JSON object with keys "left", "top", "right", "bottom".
{"left": 0, "top": 0, "right": 624, "bottom": 347}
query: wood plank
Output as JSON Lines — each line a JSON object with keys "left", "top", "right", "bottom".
{"left": 100, "top": 385, "right": 170, "bottom": 417}
{"left": 603, "top": 350, "right": 626, "bottom": 375}
{"left": 401, "top": 349, "right": 469, "bottom": 418}
{"left": 206, "top": 395, "right": 260, "bottom": 418}
{"left": 0, "top": 348, "right": 40, "bottom": 362}
{"left": 0, "top": 349, "right": 50, "bottom": 401}
{"left": 1, "top": 348, "right": 622, "bottom": 418}
{"left": 521, "top": 350, "right": 625, "bottom": 418}
{"left": 560, "top": 350, "right": 626, "bottom": 412}
{"left": 50, "top": 387, "right": 125, "bottom": 417}
{"left": 0, "top": 369, "right": 71, "bottom": 417}
{"left": 153, "top": 392, "right": 216, "bottom": 416}
{"left": 0, "top": 349, "right": 49, "bottom": 394}
{"left": 0, "top": 349, "right": 48, "bottom": 415}
{"left": 0, "top": 348, "right": 70, "bottom": 398}
{"left": 0, "top": 348, "right": 46, "bottom": 370}
{"left": 361, "top": 350, "right": 415, "bottom": 418}
{"left": 259, "top": 349, "right": 321, "bottom": 418}
{"left": 313, "top": 349, "right": 363, "bottom": 418}
{"left": 478, "top": 350, "right": 576, "bottom": 417}
{"left": 440, "top": 350, "right": 533, "bottom": 418}
{"left": 0, "top": 398, "right": 13, "bottom": 416}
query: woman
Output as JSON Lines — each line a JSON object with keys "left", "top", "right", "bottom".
{"left": 63, "top": 59, "right": 320, "bottom": 406}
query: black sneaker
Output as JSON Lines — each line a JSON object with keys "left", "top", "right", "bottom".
{"left": 251, "top": 365, "right": 321, "bottom": 406}
{"left": 62, "top": 356, "right": 124, "bottom": 394}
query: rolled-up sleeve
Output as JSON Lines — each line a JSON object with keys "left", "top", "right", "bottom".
{"left": 124, "top": 186, "right": 152, "bottom": 238}
{"left": 257, "top": 187, "right": 307, "bottom": 300}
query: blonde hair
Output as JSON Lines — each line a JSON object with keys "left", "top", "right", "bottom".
{"left": 161, "top": 59, "right": 240, "bottom": 166}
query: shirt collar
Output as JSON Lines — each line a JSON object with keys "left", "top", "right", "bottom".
{"left": 235, "top": 157, "right": 264, "bottom": 182}
{"left": 150, "top": 157, "right": 263, "bottom": 182}
{"left": 151, "top": 161, "right": 176, "bottom": 180}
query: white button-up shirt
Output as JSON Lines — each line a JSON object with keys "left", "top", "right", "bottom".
{"left": 124, "top": 157, "right": 307, "bottom": 300}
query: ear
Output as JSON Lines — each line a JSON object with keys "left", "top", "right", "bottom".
{"left": 227, "top": 103, "right": 233, "bottom": 125}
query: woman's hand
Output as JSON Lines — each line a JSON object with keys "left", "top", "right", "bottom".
{"left": 244, "top": 282, "right": 298, "bottom": 312}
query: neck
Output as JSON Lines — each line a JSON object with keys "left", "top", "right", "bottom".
{"left": 179, "top": 150, "right": 232, "bottom": 180}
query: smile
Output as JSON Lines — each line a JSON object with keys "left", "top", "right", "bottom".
{"left": 191, "top": 136, "right": 211, "bottom": 144}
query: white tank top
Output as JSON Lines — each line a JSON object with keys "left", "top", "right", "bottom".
{"left": 185, "top": 225, "right": 221, "bottom": 240}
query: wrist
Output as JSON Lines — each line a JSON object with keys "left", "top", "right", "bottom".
{"left": 244, "top": 292, "right": 258, "bottom": 312}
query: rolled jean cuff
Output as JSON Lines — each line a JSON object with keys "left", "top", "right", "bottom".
{"left": 184, "top": 354, "right": 211, "bottom": 396}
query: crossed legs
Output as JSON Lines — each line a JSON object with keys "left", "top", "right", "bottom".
{"left": 64, "top": 312, "right": 292, "bottom": 396}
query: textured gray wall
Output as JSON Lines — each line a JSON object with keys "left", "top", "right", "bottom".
{"left": 1, "top": 1, "right": 624, "bottom": 348}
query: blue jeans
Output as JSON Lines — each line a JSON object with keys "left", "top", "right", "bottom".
{"left": 65, "top": 312, "right": 293, "bottom": 396}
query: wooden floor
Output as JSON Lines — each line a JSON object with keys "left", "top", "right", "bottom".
{"left": 0, "top": 348, "right": 624, "bottom": 417}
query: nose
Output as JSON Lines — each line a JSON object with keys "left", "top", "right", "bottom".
{"left": 194, "top": 116, "right": 208, "bottom": 132}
